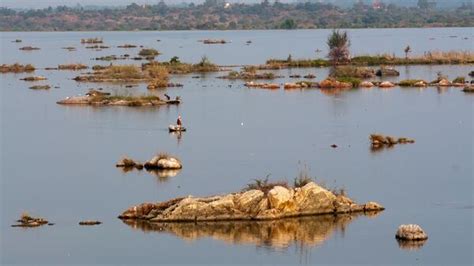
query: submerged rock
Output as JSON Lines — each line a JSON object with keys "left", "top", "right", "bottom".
{"left": 319, "top": 78, "right": 352, "bottom": 89}
{"left": 396, "top": 224, "right": 428, "bottom": 241}
{"left": 118, "top": 182, "right": 384, "bottom": 222}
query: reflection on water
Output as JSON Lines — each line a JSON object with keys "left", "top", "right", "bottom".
{"left": 119, "top": 168, "right": 181, "bottom": 182}
{"left": 396, "top": 239, "right": 428, "bottom": 251}
{"left": 122, "top": 212, "right": 382, "bottom": 250}
{"left": 169, "top": 131, "right": 183, "bottom": 145}
{"left": 370, "top": 145, "right": 396, "bottom": 154}
{"left": 148, "top": 169, "right": 181, "bottom": 182}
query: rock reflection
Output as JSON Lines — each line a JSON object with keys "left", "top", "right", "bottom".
{"left": 396, "top": 239, "right": 428, "bottom": 251}
{"left": 148, "top": 169, "right": 181, "bottom": 182}
{"left": 119, "top": 168, "right": 181, "bottom": 182}
{"left": 122, "top": 213, "right": 377, "bottom": 249}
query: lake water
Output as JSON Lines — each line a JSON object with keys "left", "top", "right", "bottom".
{"left": 1, "top": 28, "right": 473, "bottom": 265}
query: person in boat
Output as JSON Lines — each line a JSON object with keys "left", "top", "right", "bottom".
{"left": 176, "top": 115, "right": 182, "bottom": 127}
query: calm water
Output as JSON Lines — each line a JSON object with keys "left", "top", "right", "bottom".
{"left": 1, "top": 29, "right": 473, "bottom": 265}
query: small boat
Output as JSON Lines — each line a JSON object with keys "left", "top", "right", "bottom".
{"left": 169, "top": 125, "right": 186, "bottom": 132}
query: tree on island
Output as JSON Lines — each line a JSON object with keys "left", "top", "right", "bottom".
{"left": 327, "top": 30, "right": 351, "bottom": 65}
{"left": 404, "top": 45, "right": 412, "bottom": 59}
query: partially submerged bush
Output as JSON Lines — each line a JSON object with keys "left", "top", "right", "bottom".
{"left": 138, "top": 48, "right": 160, "bottom": 57}
{"left": 330, "top": 66, "right": 375, "bottom": 78}
{"left": 452, "top": 76, "right": 465, "bottom": 83}
{"left": 398, "top": 79, "right": 426, "bottom": 87}
{"left": 336, "top": 77, "right": 361, "bottom": 87}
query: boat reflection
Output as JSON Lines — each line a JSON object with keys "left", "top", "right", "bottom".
{"left": 122, "top": 212, "right": 382, "bottom": 249}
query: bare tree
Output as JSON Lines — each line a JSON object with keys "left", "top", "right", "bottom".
{"left": 327, "top": 30, "right": 350, "bottom": 65}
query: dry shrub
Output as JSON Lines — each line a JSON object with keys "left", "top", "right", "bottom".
{"left": 244, "top": 175, "right": 289, "bottom": 194}
{"left": 103, "top": 65, "right": 143, "bottom": 79}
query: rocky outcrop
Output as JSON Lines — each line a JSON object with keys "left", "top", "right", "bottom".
{"left": 370, "top": 134, "right": 415, "bottom": 149}
{"left": 396, "top": 224, "right": 428, "bottom": 240}
{"left": 319, "top": 78, "right": 352, "bottom": 89}
{"left": 57, "top": 93, "right": 180, "bottom": 107}
{"left": 436, "top": 79, "right": 451, "bottom": 86}
{"left": 144, "top": 155, "right": 182, "bottom": 170}
{"left": 118, "top": 182, "right": 384, "bottom": 222}
{"left": 378, "top": 81, "right": 395, "bottom": 88}
{"left": 116, "top": 154, "right": 181, "bottom": 172}
{"left": 360, "top": 81, "right": 374, "bottom": 88}
{"left": 244, "top": 82, "right": 280, "bottom": 89}
{"left": 11, "top": 213, "right": 52, "bottom": 228}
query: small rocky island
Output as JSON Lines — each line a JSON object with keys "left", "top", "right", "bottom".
{"left": 118, "top": 181, "right": 384, "bottom": 222}
{"left": 57, "top": 89, "right": 180, "bottom": 107}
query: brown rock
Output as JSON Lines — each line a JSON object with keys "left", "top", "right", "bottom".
{"left": 396, "top": 224, "right": 428, "bottom": 240}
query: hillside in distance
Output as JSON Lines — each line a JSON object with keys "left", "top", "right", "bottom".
{"left": 0, "top": 1, "right": 472, "bottom": 31}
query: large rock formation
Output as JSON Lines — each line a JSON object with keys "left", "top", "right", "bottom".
{"left": 118, "top": 182, "right": 384, "bottom": 222}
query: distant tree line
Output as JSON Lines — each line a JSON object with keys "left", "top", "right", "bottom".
{"left": 0, "top": 1, "right": 472, "bottom": 31}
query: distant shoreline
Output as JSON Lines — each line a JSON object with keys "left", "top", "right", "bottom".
{"left": 1, "top": 2, "right": 472, "bottom": 32}
{"left": 1, "top": 26, "right": 473, "bottom": 33}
